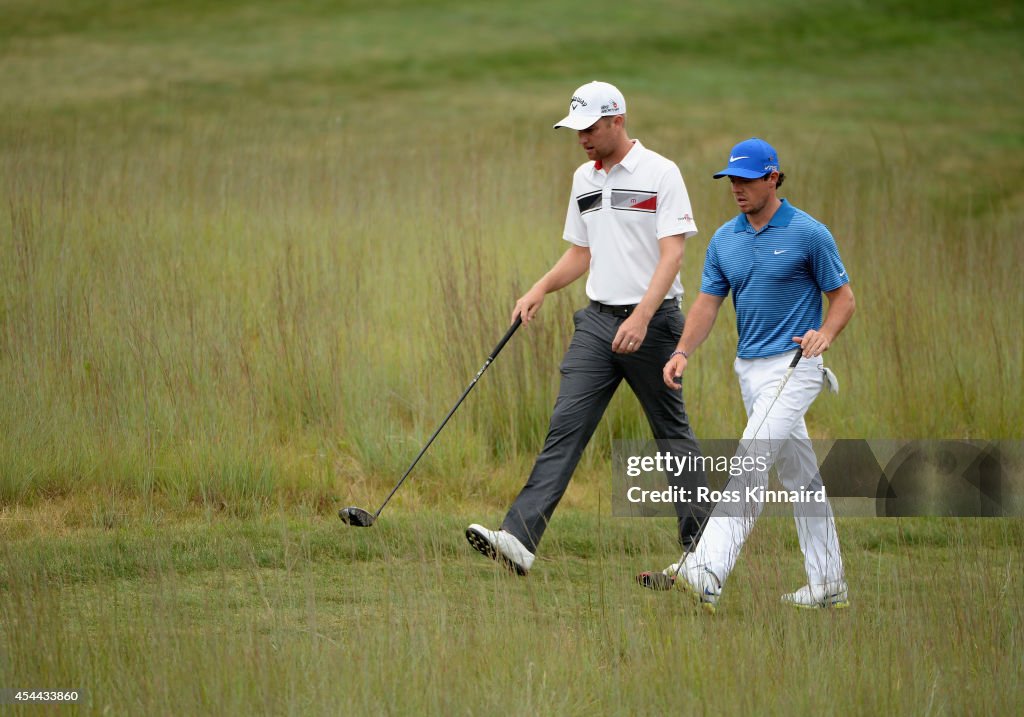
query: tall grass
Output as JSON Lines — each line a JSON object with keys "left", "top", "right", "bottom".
{"left": 1, "top": 0, "right": 1021, "bottom": 511}
{"left": 2, "top": 116, "right": 1020, "bottom": 509}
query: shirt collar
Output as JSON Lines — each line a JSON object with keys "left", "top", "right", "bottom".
{"left": 733, "top": 198, "right": 795, "bottom": 233}
{"left": 593, "top": 139, "right": 644, "bottom": 174}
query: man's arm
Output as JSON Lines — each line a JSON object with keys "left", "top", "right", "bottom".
{"left": 793, "top": 283, "right": 855, "bottom": 357}
{"left": 511, "top": 244, "right": 591, "bottom": 325}
{"left": 612, "top": 234, "right": 686, "bottom": 354}
{"left": 661, "top": 292, "right": 726, "bottom": 388}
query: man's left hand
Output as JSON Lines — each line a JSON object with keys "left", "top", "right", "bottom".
{"left": 793, "top": 330, "right": 831, "bottom": 357}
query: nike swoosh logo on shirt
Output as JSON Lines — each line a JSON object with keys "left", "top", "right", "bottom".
{"left": 774, "top": 249, "right": 788, "bottom": 255}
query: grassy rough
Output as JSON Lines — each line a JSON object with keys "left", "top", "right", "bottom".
{"left": 2, "top": 0, "right": 1022, "bottom": 508}
{"left": 0, "top": 2, "right": 1022, "bottom": 711}
{"left": 1, "top": 512, "right": 1022, "bottom": 715}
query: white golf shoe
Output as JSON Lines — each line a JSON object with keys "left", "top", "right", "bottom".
{"left": 465, "top": 524, "right": 535, "bottom": 575}
{"left": 672, "top": 557, "right": 722, "bottom": 614}
{"left": 781, "top": 580, "right": 849, "bottom": 609}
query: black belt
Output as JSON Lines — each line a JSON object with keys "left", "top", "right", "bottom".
{"left": 591, "top": 298, "right": 678, "bottom": 318}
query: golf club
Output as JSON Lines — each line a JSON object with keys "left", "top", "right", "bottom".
{"left": 339, "top": 315, "right": 523, "bottom": 528}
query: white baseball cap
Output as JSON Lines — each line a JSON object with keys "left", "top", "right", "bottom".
{"left": 553, "top": 81, "right": 627, "bottom": 130}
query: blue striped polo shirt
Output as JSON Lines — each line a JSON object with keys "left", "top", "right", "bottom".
{"left": 701, "top": 199, "right": 849, "bottom": 359}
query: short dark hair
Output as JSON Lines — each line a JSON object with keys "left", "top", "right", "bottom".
{"left": 763, "top": 171, "right": 786, "bottom": 189}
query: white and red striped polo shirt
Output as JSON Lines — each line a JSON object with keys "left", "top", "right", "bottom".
{"left": 563, "top": 139, "right": 698, "bottom": 305}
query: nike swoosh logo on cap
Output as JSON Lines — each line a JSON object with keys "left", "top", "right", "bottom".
{"left": 729, "top": 156, "right": 749, "bottom": 162}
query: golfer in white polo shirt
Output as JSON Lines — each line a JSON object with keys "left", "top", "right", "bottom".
{"left": 651, "top": 138, "right": 856, "bottom": 611}
{"left": 466, "top": 81, "right": 711, "bottom": 574}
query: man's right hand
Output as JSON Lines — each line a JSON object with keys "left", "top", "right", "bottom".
{"left": 662, "top": 353, "right": 688, "bottom": 389}
{"left": 512, "top": 285, "right": 547, "bottom": 325}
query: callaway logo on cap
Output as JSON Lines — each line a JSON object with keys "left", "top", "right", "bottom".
{"left": 554, "top": 81, "right": 627, "bottom": 130}
{"left": 713, "top": 138, "right": 781, "bottom": 179}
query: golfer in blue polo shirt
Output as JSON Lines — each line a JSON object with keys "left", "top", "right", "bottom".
{"left": 648, "top": 138, "right": 856, "bottom": 611}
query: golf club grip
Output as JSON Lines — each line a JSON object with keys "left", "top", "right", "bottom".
{"left": 490, "top": 315, "right": 523, "bottom": 359}
{"left": 789, "top": 346, "right": 803, "bottom": 368}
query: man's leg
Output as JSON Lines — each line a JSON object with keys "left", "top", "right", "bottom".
{"left": 687, "top": 354, "right": 824, "bottom": 584}
{"left": 620, "top": 305, "right": 710, "bottom": 549}
{"left": 774, "top": 420, "right": 845, "bottom": 588}
{"left": 501, "top": 306, "right": 621, "bottom": 553}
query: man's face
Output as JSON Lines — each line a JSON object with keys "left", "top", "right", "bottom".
{"left": 729, "top": 173, "right": 777, "bottom": 215}
{"left": 577, "top": 116, "right": 619, "bottom": 162}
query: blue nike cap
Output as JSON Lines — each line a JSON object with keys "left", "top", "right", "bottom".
{"left": 713, "top": 138, "right": 781, "bottom": 179}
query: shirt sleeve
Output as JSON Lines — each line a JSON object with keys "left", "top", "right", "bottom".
{"left": 562, "top": 171, "right": 589, "bottom": 247}
{"left": 699, "top": 235, "right": 730, "bottom": 297}
{"left": 809, "top": 224, "right": 849, "bottom": 292}
{"left": 656, "top": 162, "right": 698, "bottom": 240}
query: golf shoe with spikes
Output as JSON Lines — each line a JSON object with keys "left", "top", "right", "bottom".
{"left": 466, "top": 524, "right": 535, "bottom": 576}
{"left": 635, "top": 570, "right": 676, "bottom": 590}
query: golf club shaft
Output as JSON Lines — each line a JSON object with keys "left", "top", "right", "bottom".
{"left": 373, "top": 316, "right": 523, "bottom": 518}
{"left": 748, "top": 346, "right": 803, "bottom": 441}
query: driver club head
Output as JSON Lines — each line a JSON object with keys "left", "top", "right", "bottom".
{"left": 338, "top": 506, "right": 377, "bottom": 527}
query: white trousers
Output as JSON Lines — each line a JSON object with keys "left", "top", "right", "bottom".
{"left": 689, "top": 351, "right": 844, "bottom": 588}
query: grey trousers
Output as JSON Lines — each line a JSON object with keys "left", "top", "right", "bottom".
{"left": 501, "top": 301, "right": 710, "bottom": 553}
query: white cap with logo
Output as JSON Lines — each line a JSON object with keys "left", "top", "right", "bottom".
{"left": 553, "top": 81, "right": 627, "bottom": 130}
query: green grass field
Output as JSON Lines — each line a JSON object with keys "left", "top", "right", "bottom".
{"left": 2, "top": 0, "right": 1022, "bottom": 714}
{"left": 2, "top": 512, "right": 1023, "bottom": 714}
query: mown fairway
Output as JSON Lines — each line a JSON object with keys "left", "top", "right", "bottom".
{"left": 1, "top": 0, "right": 1022, "bottom": 714}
